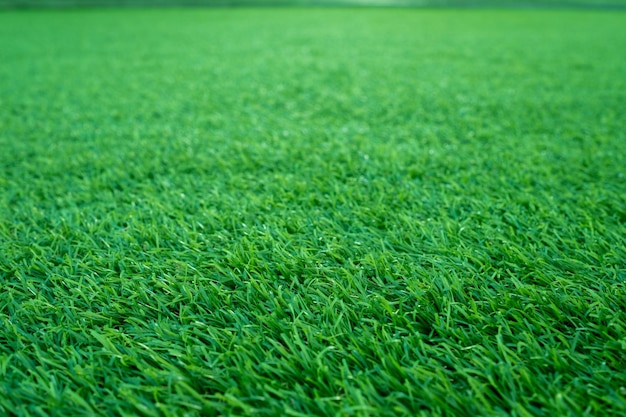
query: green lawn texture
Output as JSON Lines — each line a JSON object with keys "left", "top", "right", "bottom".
{"left": 1, "top": 8, "right": 625, "bottom": 416}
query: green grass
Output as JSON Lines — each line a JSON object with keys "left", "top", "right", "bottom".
{"left": 1, "top": 8, "right": 625, "bottom": 417}
{"left": 3, "top": 0, "right": 626, "bottom": 9}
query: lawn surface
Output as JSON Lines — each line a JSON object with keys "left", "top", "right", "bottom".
{"left": 1, "top": 8, "right": 626, "bottom": 416}
{"left": 3, "top": 0, "right": 626, "bottom": 8}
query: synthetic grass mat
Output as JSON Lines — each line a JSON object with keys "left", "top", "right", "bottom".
{"left": 1, "top": 8, "right": 625, "bottom": 416}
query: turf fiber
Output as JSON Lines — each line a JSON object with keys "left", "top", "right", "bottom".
{"left": 1, "top": 7, "right": 625, "bottom": 417}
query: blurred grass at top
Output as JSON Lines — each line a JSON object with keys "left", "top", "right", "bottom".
{"left": 2, "top": 0, "right": 626, "bottom": 8}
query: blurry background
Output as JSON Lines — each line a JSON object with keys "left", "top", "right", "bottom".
{"left": 2, "top": 0, "right": 626, "bottom": 9}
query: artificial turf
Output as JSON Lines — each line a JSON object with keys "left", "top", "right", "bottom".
{"left": 1, "top": 7, "right": 625, "bottom": 416}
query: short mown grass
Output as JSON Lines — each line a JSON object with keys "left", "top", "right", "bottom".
{"left": 1, "top": 8, "right": 625, "bottom": 416}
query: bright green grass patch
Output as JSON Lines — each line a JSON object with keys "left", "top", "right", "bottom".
{"left": 1, "top": 8, "right": 626, "bottom": 416}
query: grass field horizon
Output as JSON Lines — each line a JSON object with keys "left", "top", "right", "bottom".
{"left": 2, "top": 0, "right": 626, "bottom": 9}
{"left": 1, "top": 7, "right": 625, "bottom": 416}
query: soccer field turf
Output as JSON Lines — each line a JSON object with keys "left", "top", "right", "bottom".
{"left": 1, "top": 7, "right": 625, "bottom": 416}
